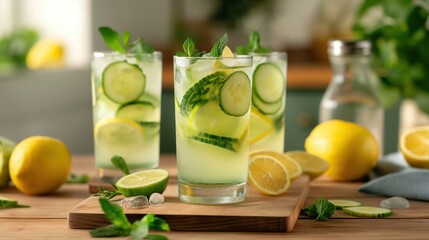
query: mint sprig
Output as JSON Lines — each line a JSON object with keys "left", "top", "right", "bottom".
{"left": 210, "top": 33, "right": 228, "bottom": 57}
{"left": 236, "top": 31, "right": 270, "bottom": 55}
{"left": 98, "top": 26, "right": 154, "bottom": 54}
{"left": 176, "top": 33, "right": 229, "bottom": 57}
{"left": 303, "top": 197, "right": 336, "bottom": 221}
{"left": 90, "top": 198, "right": 170, "bottom": 239}
{"left": 0, "top": 197, "right": 30, "bottom": 209}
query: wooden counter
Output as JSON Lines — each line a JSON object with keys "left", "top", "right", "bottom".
{"left": 1, "top": 155, "right": 428, "bottom": 239}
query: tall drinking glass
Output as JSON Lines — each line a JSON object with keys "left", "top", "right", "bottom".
{"left": 250, "top": 52, "right": 287, "bottom": 152}
{"left": 92, "top": 52, "right": 162, "bottom": 181}
{"left": 174, "top": 55, "right": 253, "bottom": 204}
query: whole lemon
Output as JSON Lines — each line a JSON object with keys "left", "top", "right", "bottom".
{"left": 9, "top": 136, "right": 71, "bottom": 195}
{"left": 305, "top": 120, "right": 379, "bottom": 181}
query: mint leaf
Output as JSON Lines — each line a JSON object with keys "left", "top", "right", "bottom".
{"left": 146, "top": 234, "right": 169, "bottom": 240}
{"left": 99, "top": 198, "right": 131, "bottom": 230}
{"left": 66, "top": 173, "right": 89, "bottom": 184}
{"left": 0, "top": 197, "right": 29, "bottom": 209}
{"left": 98, "top": 27, "right": 125, "bottom": 53}
{"left": 236, "top": 31, "right": 270, "bottom": 54}
{"left": 122, "top": 31, "right": 131, "bottom": 48}
{"left": 143, "top": 214, "right": 171, "bottom": 231}
{"left": 93, "top": 186, "right": 121, "bottom": 200}
{"left": 210, "top": 33, "right": 228, "bottom": 57}
{"left": 130, "top": 39, "right": 154, "bottom": 54}
{"left": 304, "top": 198, "right": 336, "bottom": 221}
{"left": 111, "top": 155, "right": 130, "bottom": 175}
{"left": 90, "top": 224, "right": 130, "bottom": 237}
{"left": 183, "top": 37, "right": 195, "bottom": 57}
{"left": 130, "top": 220, "right": 149, "bottom": 240}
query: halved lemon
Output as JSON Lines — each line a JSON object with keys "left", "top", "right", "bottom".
{"left": 248, "top": 154, "right": 290, "bottom": 195}
{"left": 94, "top": 118, "right": 144, "bottom": 149}
{"left": 250, "top": 149, "right": 302, "bottom": 180}
{"left": 284, "top": 151, "right": 329, "bottom": 179}
{"left": 399, "top": 125, "right": 429, "bottom": 169}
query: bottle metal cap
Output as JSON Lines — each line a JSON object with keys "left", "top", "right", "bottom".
{"left": 328, "top": 40, "right": 371, "bottom": 56}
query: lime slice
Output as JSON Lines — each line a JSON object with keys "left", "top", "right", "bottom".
{"left": 0, "top": 137, "right": 16, "bottom": 188}
{"left": 102, "top": 61, "right": 146, "bottom": 104}
{"left": 116, "top": 169, "right": 169, "bottom": 197}
{"left": 94, "top": 118, "right": 145, "bottom": 149}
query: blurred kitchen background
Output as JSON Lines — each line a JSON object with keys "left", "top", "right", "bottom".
{"left": 1, "top": 0, "right": 428, "bottom": 154}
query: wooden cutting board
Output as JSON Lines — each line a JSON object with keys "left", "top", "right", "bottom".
{"left": 68, "top": 175, "right": 309, "bottom": 232}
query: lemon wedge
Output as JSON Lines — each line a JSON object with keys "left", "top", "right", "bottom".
{"left": 399, "top": 125, "right": 429, "bottom": 169}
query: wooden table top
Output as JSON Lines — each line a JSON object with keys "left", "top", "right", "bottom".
{"left": 1, "top": 155, "right": 428, "bottom": 239}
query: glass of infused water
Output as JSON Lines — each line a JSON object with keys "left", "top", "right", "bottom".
{"left": 174, "top": 49, "right": 253, "bottom": 204}
{"left": 91, "top": 51, "right": 162, "bottom": 181}
{"left": 249, "top": 52, "right": 287, "bottom": 152}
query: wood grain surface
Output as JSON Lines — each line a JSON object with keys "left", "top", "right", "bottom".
{"left": 69, "top": 175, "right": 310, "bottom": 232}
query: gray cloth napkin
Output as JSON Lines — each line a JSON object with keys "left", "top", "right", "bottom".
{"left": 359, "top": 152, "right": 429, "bottom": 201}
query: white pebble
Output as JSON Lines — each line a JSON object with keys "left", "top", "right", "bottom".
{"left": 149, "top": 193, "right": 164, "bottom": 206}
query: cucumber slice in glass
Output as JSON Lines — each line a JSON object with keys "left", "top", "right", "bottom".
{"left": 252, "top": 93, "right": 282, "bottom": 115}
{"left": 252, "top": 62, "right": 284, "bottom": 103}
{"left": 102, "top": 61, "right": 146, "bottom": 104}
{"left": 343, "top": 206, "right": 393, "bottom": 218}
{"left": 219, "top": 71, "right": 251, "bottom": 116}
{"left": 116, "top": 101, "right": 155, "bottom": 122}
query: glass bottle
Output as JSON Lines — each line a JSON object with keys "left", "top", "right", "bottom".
{"left": 319, "top": 40, "right": 384, "bottom": 153}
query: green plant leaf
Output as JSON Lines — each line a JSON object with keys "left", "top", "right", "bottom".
{"left": 111, "top": 155, "right": 130, "bottom": 175}
{"left": 122, "top": 31, "right": 131, "bottom": 49}
{"left": 98, "top": 27, "right": 125, "bottom": 53}
{"left": 304, "top": 198, "right": 336, "bottom": 221}
{"left": 130, "top": 221, "right": 149, "bottom": 240}
{"left": 99, "top": 198, "right": 131, "bottom": 230}
{"left": 382, "top": 0, "right": 411, "bottom": 20}
{"left": 66, "top": 173, "right": 89, "bottom": 184}
{"left": 210, "top": 33, "right": 228, "bottom": 57}
{"left": 143, "top": 214, "right": 171, "bottom": 231}
{"left": 145, "top": 234, "right": 169, "bottom": 240}
{"left": 183, "top": 37, "right": 195, "bottom": 57}
{"left": 90, "top": 224, "right": 130, "bottom": 237}
{"left": 356, "top": 0, "right": 382, "bottom": 18}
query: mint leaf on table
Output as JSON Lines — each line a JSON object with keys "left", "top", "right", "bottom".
{"left": 90, "top": 224, "right": 130, "bottom": 237}
{"left": 90, "top": 198, "right": 170, "bottom": 239}
{"left": 111, "top": 155, "right": 130, "bottom": 175}
{"left": 99, "top": 198, "right": 131, "bottom": 229}
{"left": 210, "top": 33, "right": 228, "bottom": 57}
{"left": 66, "top": 173, "right": 89, "bottom": 184}
{"left": 236, "top": 31, "right": 270, "bottom": 55}
{"left": 93, "top": 185, "right": 121, "bottom": 200}
{"left": 143, "top": 214, "right": 171, "bottom": 231}
{"left": 0, "top": 197, "right": 29, "bottom": 209}
{"left": 304, "top": 197, "right": 336, "bottom": 221}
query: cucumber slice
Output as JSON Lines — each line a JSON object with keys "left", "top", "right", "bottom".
{"left": 189, "top": 132, "right": 238, "bottom": 152}
{"left": 219, "top": 71, "right": 251, "bottom": 116}
{"left": 180, "top": 72, "right": 227, "bottom": 116}
{"left": 343, "top": 206, "right": 393, "bottom": 218}
{"left": 102, "top": 61, "right": 146, "bottom": 104}
{"left": 116, "top": 101, "right": 155, "bottom": 122}
{"left": 253, "top": 62, "right": 284, "bottom": 103}
{"left": 328, "top": 199, "right": 363, "bottom": 210}
{"left": 252, "top": 93, "right": 282, "bottom": 115}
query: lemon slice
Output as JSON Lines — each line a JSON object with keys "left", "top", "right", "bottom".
{"left": 399, "top": 125, "right": 429, "bottom": 169}
{"left": 284, "top": 151, "right": 329, "bottom": 179}
{"left": 116, "top": 169, "right": 169, "bottom": 197}
{"left": 222, "top": 46, "right": 234, "bottom": 57}
{"left": 248, "top": 154, "right": 290, "bottom": 195}
{"left": 250, "top": 149, "right": 302, "bottom": 180}
{"left": 250, "top": 109, "right": 274, "bottom": 144}
{"left": 94, "top": 118, "right": 145, "bottom": 149}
